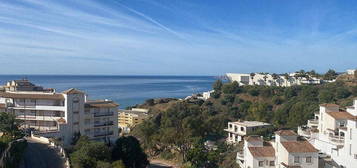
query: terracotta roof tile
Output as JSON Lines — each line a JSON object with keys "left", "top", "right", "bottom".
{"left": 85, "top": 100, "right": 119, "bottom": 108}
{"left": 248, "top": 146, "right": 275, "bottom": 157}
{"left": 244, "top": 136, "right": 263, "bottom": 142}
{"left": 281, "top": 141, "right": 318, "bottom": 153}
{"left": 62, "top": 88, "right": 85, "bottom": 94}
{"left": 327, "top": 112, "right": 354, "bottom": 120}
{"left": 320, "top": 103, "right": 339, "bottom": 107}
{"left": 275, "top": 130, "right": 298, "bottom": 136}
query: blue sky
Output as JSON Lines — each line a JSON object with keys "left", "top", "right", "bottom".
{"left": 0, "top": 0, "right": 357, "bottom": 75}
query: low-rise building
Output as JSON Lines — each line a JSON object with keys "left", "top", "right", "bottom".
{"left": 298, "top": 100, "right": 357, "bottom": 168}
{"left": 0, "top": 80, "right": 119, "bottom": 146}
{"left": 224, "top": 120, "right": 271, "bottom": 144}
{"left": 118, "top": 108, "right": 148, "bottom": 133}
{"left": 226, "top": 73, "right": 322, "bottom": 87}
{"left": 237, "top": 130, "right": 319, "bottom": 168}
{"left": 346, "top": 69, "right": 356, "bottom": 75}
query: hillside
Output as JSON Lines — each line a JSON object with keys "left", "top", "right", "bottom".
{"left": 130, "top": 79, "right": 357, "bottom": 168}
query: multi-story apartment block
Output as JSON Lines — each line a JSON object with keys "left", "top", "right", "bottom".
{"left": 0, "top": 79, "right": 119, "bottom": 146}
{"left": 298, "top": 101, "right": 357, "bottom": 168}
{"left": 224, "top": 120, "right": 271, "bottom": 144}
{"left": 118, "top": 108, "right": 148, "bottom": 133}
{"left": 237, "top": 130, "right": 319, "bottom": 168}
{"left": 226, "top": 73, "right": 322, "bottom": 87}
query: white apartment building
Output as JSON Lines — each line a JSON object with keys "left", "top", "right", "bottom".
{"left": 224, "top": 120, "right": 271, "bottom": 144}
{"left": 298, "top": 101, "right": 357, "bottom": 168}
{"left": 0, "top": 80, "right": 119, "bottom": 146}
{"left": 237, "top": 130, "right": 319, "bottom": 168}
{"left": 346, "top": 69, "right": 356, "bottom": 75}
{"left": 226, "top": 73, "right": 321, "bottom": 87}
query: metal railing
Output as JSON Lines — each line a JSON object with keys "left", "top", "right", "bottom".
{"left": 94, "top": 121, "right": 114, "bottom": 127}
{"left": 93, "top": 131, "right": 114, "bottom": 137}
{"left": 94, "top": 112, "right": 114, "bottom": 117}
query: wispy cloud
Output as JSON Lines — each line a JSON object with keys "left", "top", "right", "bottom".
{"left": 0, "top": 0, "right": 357, "bottom": 75}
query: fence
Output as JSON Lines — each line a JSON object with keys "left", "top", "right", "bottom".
{"left": 31, "top": 133, "right": 71, "bottom": 168}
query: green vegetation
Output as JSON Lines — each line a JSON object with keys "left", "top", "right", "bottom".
{"left": 0, "top": 112, "right": 23, "bottom": 138}
{"left": 70, "top": 136, "right": 148, "bottom": 168}
{"left": 131, "top": 72, "right": 357, "bottom": 167}
{"left": 0, "top": 112, "right": 26, "bottom": 168}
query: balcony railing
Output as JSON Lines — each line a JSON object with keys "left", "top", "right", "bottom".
{"left": 307, "top": 119, "right": 318, "bottom": 126}
{"left": 93, "top": 131, "right": 114, "bottom": 137}
{"left": 94, "top": 112, "right": 114, "bottom": 117}
{"left": 329, "top": 135, "right": 345, "bottom": 145}
{"left": 94, "top": 121, "right": 114, "bottom": 127}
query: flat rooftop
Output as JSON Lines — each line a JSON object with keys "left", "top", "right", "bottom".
{"left": 229, "top": 121, "right": 271, "bottom": 127}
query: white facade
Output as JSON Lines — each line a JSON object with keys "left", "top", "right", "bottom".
{"left": 298, "top": 101, "right": 357, "bottom": 168}
{"left": 237, "top": 130, "right": 318, "bottom": 168}
{"left": 346, "top": 69, "right": 356, "bottom": 75}
{"left": 0, "top": 80, "right": 119, "bottom": 146}
{"left": 224, "top": 120, "right": 271, "bottom": 144}
{"left": 226, "top": 73, "right": 322, "bottom": 87}
{"left": 201, "top": 90, "right": 214, "bottom": 100}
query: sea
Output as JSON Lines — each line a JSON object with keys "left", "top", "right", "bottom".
{"left": 0, "top": 75, "right": 216, "bottom": 108}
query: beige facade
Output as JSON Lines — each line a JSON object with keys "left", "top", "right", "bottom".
{"left": 118, "top": 108, "right": 148, "bottom": 132}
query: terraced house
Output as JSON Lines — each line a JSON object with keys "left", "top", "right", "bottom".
{"left": 237, "top": 130, "right": 319, "bottom": 168}
{"left": 0, "top": 79, "right": 119, "bottom": 146}
{"left": 298, "top": 100, "right": 357, "bottom": 168}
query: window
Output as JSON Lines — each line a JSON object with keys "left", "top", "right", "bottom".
{"left": 354, "top": 154, "right": 357, "bottom": 159}
{"left": 241, "top": 127, "right": 245, "bottom": 132}
{"left": 73, "top": 111, "right": 79, "bottom": 114}
{"left": 294, "top": 156, "right": 300, "bottom": 163}
{"left": 30, "top": 99, "right": 36, "bottom": 103}
{"left": 85, "top": 119, "right": 90, "bottom": 125}
{"left": 306, "top": 156, "right": 312, "bottom": 163}
{"left": 258, "top": 161, "right": 264, "bottom": 167}
{"left": 73, "top": 97, "right": 79, "bottom": 103}
{"left": 269, "top": 161, "right": 275, "bottom": 166}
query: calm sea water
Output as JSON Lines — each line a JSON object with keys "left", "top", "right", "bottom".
{"left": 0, "top": 75, "right": 216, "bottom": 108}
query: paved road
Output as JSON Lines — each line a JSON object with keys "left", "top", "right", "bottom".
{"left": 150, "top": 160, "right": 177, "bottom": 168}
{"left": 19, "top": 138, "right": 65, "bottom": 168}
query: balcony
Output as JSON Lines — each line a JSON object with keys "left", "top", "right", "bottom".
{"left": 94, "top": 121, "right": 114, "bottom": 127}
{"left": 93, "top": 131, "right": 114, "bottom": 137}
{"left": 329, "top": 135, "right": 345, "bottom": 146}
{"left": 307, "top": 119, "right": 319, "bottom": 127}
{"left": 94, "top": 112, "right": 114, "bottom": 117}
{"left": 10, "top": 105, "right": 66, "bottom": 111}
{"left": 16, "top": 115, "right": 63, "bottom": 121}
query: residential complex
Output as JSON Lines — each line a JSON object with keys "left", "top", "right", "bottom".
{"left": 298, "top": 100, "right": 357, "bottom": 168}
{"left": 237, "top": 130, "right": 319, "bottom": 168}
{"left": 0, "top": 79, "right": 119, "bottom": 146}
{"left": 226, "top": 73, "right": 322, "bottom": 87}
{"left": 224, "top": 120, "right": 271, "bottom": 144}
{"left": 118, "top": 108, "right": 149, "bottom": 133}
